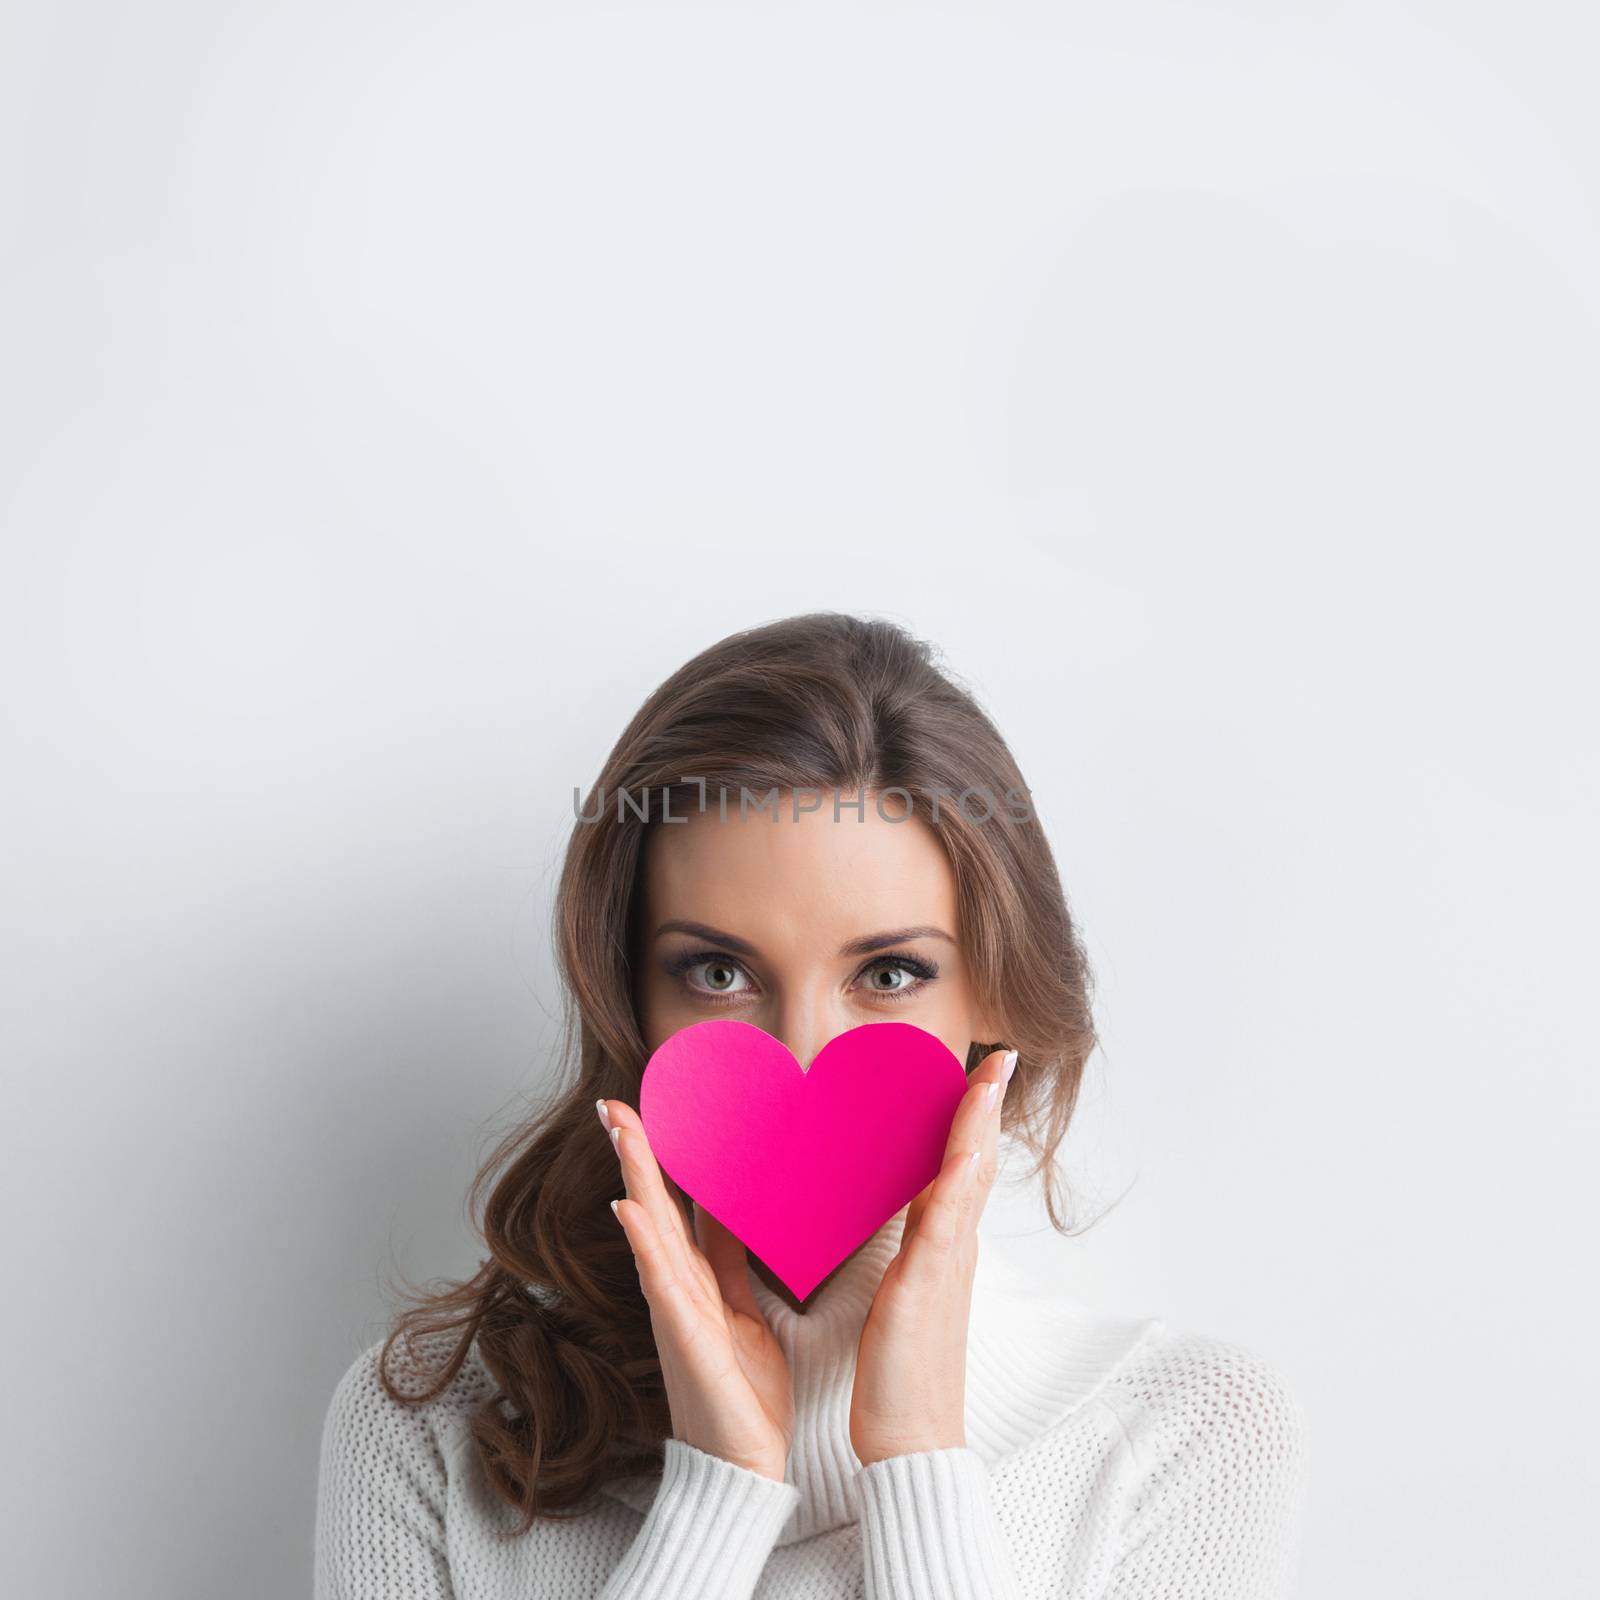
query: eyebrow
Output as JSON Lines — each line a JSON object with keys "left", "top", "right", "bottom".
{"left": 652, "top": 920, "right": 957, "bottom": 959}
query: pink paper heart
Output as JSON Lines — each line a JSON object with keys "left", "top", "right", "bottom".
{"left": 639, "top": 1018, "right": 969, "bottom": 1300}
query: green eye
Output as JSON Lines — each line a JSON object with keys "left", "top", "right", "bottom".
{"left": 672, "top": 955, "right": 755, "bottom": 998}
{"left": 855, "top": 954, "right": 940, "bottom": 1001}
{"left": 663, "top": 948, "right": 939, "bottom": 1007}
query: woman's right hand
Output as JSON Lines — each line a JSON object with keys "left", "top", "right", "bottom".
{"left": 598, "top": 1097, "right": 794, "bottom": 1484}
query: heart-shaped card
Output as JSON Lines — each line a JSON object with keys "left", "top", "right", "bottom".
{"left": 638, "top": 1018, "right": 969, "bottom": 1299}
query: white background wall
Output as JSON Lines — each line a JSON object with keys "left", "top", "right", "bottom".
{"left": 3, "top": 3, "right": 1595, "bottom": 1596}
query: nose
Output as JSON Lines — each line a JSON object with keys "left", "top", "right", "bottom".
{"left": 772, "top": 990, "right": 845, "bottom": 1074}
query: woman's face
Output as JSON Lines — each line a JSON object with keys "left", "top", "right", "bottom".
{"left": 633, "top": 787, "right": 998, "bottom": 1307}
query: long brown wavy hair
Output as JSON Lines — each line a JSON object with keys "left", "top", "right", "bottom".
{"left": 374, "top": 610, "right": 1102, "bottom": 1534}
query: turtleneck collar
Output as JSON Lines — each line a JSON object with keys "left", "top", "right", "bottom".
{"left": 595, "top": 1143, "right": 1163, "bottom": 1546}
{"left": 739, "top": 1201, "right": 915, "bottom": 1541}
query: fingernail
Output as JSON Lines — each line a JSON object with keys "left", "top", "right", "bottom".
{"left": 610, "top": 1198, "right": 622, "bottom": 1221}
{"left": 610, "top": 1125, "right": 623, "bottom": 1153}
{"left": 984, "top": 1080, "right": 1000, "bottom": 1111}
{"left": 595, "top": 1098, "right": 610, "bottom": 1131}
{"left": 1001, "top": 1049, "right": 1018, "bottom": 1084}
{"left": 966, "top": 1148, "right": 981, "bottom": 1178}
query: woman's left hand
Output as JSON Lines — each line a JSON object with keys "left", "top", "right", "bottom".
{"left": 849, "top": 1045, "right": 1018, "bottom": 1467}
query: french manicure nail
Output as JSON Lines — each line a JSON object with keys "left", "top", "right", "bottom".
{"left": 610, "top": 1125, "right": 622, "bottom": 1153}
{"left": 596, "top": 1098, "right": 610, "bottom": 1131}
{"left": 1002, "top": 1049, "right": 1018, "bottom": 1083}
{"left": 984, "top": 1080, "right": 1000, "bottom": 1111}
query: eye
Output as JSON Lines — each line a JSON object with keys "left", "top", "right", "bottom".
{"left": 854, "top": 953, "right": 939, "bottom": 1003}
{"left": 677, "top": 955, "right": 755, "bottom": 1000}
{"left": 661, "top": 948, "right": 940, "bottom": 1008}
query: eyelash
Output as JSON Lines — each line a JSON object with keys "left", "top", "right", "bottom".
{"left": 663, "top": 949, "right": 941, "bottom": 1007}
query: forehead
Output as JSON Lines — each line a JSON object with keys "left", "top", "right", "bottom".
{"left": 640, "top": 791, "right": 957, "bottom": 937}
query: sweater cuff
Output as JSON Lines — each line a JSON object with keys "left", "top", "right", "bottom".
{"left": 856, "top": 1446, "right": 1025, "bottom": 1600}
{"left": 599, "top": 1437, "right": 800, "bottom": 1600}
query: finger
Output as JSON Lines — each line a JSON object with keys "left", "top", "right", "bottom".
{"left": 606, "top": 1100, "right": 693, "bottom": 1262}
{"left": 903, "top": 1047, "right": 1015, "bottom": 1248}
{"left": 602, "top": 1099, "right": 704, "bottom": 1296}
{"left": 611, "top": 1187, "right": 703, "bottom": 1342}
{"left": 904, "top": 1143, "right": 985, "bottom": 1263}
{"left": 970, "top": 1046, "right": 1009, "bottom": 1219}
{"left": 693, "top": 1204, "right": 762, "bottom": 1319}
{"left": 903, "top": 1048, "right": 1008, "bottom": 1239}
{"left": 901, "top": 1172, "right": 937, "bottom": 1243}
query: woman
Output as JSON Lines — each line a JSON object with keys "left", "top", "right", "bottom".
{"left": 314, "top": 612, "right": 1310, "bottom": 1598}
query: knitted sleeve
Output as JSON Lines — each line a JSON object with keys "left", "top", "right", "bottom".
{"left": 315, "top": 1344, "right": 801, "bottom": 1600}
{"left": 855, "top": 1445, "right": 1026, "bottom": 1600}
{"left": 597, "top": 1438, "right": 801, "bottom": 1599}
{"left": 1102, "top": 1334, "right": 1311, "bottom": 1600}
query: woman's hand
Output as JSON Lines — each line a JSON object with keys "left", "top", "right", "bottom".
{"left": 848, "top": 1046, "right": 1017, "bottom": 1467}
{"left": 599, "top": 1097, "right": 795, "bottom": 1483}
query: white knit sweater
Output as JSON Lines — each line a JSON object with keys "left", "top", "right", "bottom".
{"left": 315, "top": 1200, "right": 1310, "bottom": 1598}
